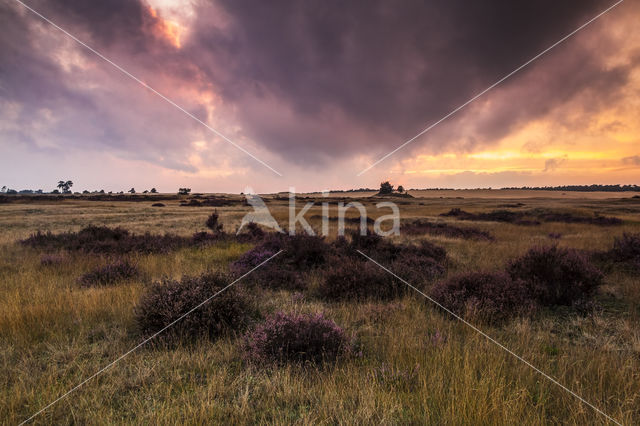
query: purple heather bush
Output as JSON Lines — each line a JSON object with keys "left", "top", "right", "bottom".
{"left": 22, "top": 226, "right": 189, "bottom": 254}
{"left": 243, "top": 311, "right": 351, "bottom": 365}
{"left": 40, "top": 253, "right": 66, "bottom": 266}
{"left": 317, "top": 257, "right": 403, "bottom": 301}
{"left": 430, "top": 272, "right": 536, "bottom": 324}
{"left": 605, "top": 233, "right": 640, "bottom": 273}
{"left": 236, "top": 222, "right": 266, "bottom": 243}
{"left": 402, "top": 219, "right": 494, "bottom": 241}
{"left": 507, "top": 245, "right": 603, "bottom": 306}
{"left": 135, "top": 272, "right": 254, "bottom": 345}
{"left": 78, "top": 260, "right": 139, "bottom": 287}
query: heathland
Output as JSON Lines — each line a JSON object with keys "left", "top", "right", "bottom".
{"left": 1, "top": 190, "right": 639, "bottom": 424}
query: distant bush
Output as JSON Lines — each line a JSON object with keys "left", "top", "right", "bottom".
{"left": 430, "top": 272, "right": 535, "bottom": 323}
{"left": 235, "top": 222, "right": 265, "bottom": 242}
{"left": 21, "top": 226, "right": 189, "bottom": 254}
{"left": 599, "top": 233, "right": 640, "bottom": 273}
{"left": 402, "top": 219, "right": 494, "bottom": 241}
{"left": 40, "top": 254, "right": 66, "bottom": 266}
{"left": 78, "top": 260, "right": 139, "bottom": 287}
{"left": 440, "top": 208, "right": 621, "bottom": 226}
{"left": 610, "top": 233, "right": 640, "bottom": 263}
{"left": 135, "top": 272, "right": 253, "bottom": 345}
{"left": 507, "top": 245, "right": 602, "bottom": 306}
{"left": 205, "top": 212, "right": 223, "bottom": 233}
{"left": 151, "top": 202, "right": 165, "bottom": 207}
{"left": 243, "top": 312, "right": 350, "bottom": 365}
{"left": 317, "top": 257, "right": 402, "bottom": 301}
{"left": 230, "top": 241, "right": 304, "bottom": 290}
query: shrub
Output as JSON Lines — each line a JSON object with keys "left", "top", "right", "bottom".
{"left": 402, "top": 220, "right": 494, "bottom": 241}
{"left": 230, "top": 243, "right": 304, "bottom": 290}
{"left": 317, "top": 257, "right": 403, "bottom": 301}
{"left": 40, "top": 254, "right": 65, "bottom": 266}
{"left": 600, "top": 233, "right": 640, "bottom": 273}
{"left": 236, "top": 222, "right": 265, "bottom": 242}
{"left": 610, "top": 233, "right": 640, "bottom": 262}
{"left": 430, "top": 272, "right": 535, "bottom": 323}
{"left": 78, "top": 260, "right": 139, "bottom": 287}
{"left": 243, "top": 311, "right": 350, "bottom": 365}
{"left": 135, "top": 272, "right": 253, "bottom": 345}
{"left": 507, "top": 245, "right": 603, "bottom": 306}
{"left": 205, "top": 212, "right": 223, "bottom": 233}
{"left": 151, "top": 203, "right": 165, "bottom": 207}
{"left": 21, "top": 226, "right": 189, "bottom": 254}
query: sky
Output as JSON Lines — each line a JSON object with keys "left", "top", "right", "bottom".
{"left": 0, "top": 0, "right": 639, "bottom": 193}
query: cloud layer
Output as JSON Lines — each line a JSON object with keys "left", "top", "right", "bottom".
{"left": 0, "top": 0, "right": 638, "bottom": 191}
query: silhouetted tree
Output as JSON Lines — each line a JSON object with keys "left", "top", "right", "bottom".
{"left": 150, "top": 188, "right": 157, "bottom": 193}
{"left": 379, "top": 181, "right": 394, "bottom": 194}
{"left": 129, "top": 188, "right": 136, "bottom": 194}
{"left": 57, "top": 180, "right": 73, "bottom": 193}
{"left": 178, "top": 187, "right": 191, "bottom": 195}
{"left": 397, "top": 185, "right": 405, "bottom": 193}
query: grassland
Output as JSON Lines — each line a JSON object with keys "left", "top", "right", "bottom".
{"left": 1, "top": 191, "right": 639, "bottom": 424}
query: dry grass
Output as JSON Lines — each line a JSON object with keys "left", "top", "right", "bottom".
{"left": 1, "top": 193, "right": 639, "bottom": 424}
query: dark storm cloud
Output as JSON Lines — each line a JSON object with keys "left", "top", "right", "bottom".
{"left": 0, "top": 0, "right": 634, "bottom": 171}
{"left": 186, "top": 0, "right": 628, "bottom": 163}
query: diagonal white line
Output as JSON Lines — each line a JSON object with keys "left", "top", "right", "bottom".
{"left": 356, "top": 0, "right": 624, "bottom": 176}
{"left": 19, "top": 250, "right": 283, "bottom": 425}
{"left": 356, "top": 249, "right": 622, "bottom": 425}
{"left": 11, "top": 0, "right": 283, "bottom": 177}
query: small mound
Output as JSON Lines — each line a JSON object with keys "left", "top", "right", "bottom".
{"left": 135, "top": 272, "right": 253, "bottom": 345}
{"left": 402, "top": 219, "right": 494, "bottom": 241}
{"left": 507, "top": 245, "right": 602, "bottom": 306}
{"left": 243, "top": 312, "right": 350, "bottom": 365}
{"left": 21, "top": 225, "right": 190, "bottom": 254}
{"left": 78, "top": 260, "right": 139, "bottom": 287}
{"left": 430, "top": 272, "right": 535, "bottom": 324}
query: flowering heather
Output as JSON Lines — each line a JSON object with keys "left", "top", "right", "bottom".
{"left": 243, "top": 311, "right": 350, "bottom": 365}
{"left": 135, "top": 272, "right": 253, "bottom": 345}
{"left": 440, "top": 208, "right": 621, "bottom": 226}
{"left": 40, "top": 253, "right": 66, "bottom": 266}
{"left": 22, "top": 226, "right": 189, "bottom": 254}
{"left": 317, "top": 257, "right": 402, "bottom": 301}
{"left": 607, "top": 233, "right": 640, "bottom": 272}
{"left": 402, "top": 219, "right": 494, "bottom": 241}
{"left": 507, "top": 245, "right": 603, "bottom": 306}
{"left": 78, "top": 260, "right": 139, "bottom": 287}
{"left": 430, "top": 272, "right": 536, "bottom": 324}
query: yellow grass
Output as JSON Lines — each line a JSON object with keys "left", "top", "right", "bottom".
{"left": 1, "top": 192, "right": 639, "bottom": 424}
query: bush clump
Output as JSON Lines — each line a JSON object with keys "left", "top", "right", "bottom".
{"left": 22, "top": 226, "right": 189, "bottom": 254}
{"left": 507, "top": 245, "right": 602, "bottom": 306}
{"left": 610, "top": 233, "right": 640, "bottom": 265}
{"left": 78, "top": 260, "right": 139, "bottom": 287}
{"left": 135, "top": 272, "right": 253, "bottom": 345}
{"left": 402, "top": 219, "right": 495, "bottom": 241}
{"left": 243, "top": 311, "right": 350, "bottom": 365}
{"left": 40, "top": 253, "right": 66, "bottom": 266}
{"left": 317, "top": 257, "right": 404, "bottom": 301}
{"left": 430, "top": 272, "right": 535, "bottom": 323}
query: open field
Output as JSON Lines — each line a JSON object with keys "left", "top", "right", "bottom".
{"left": 1, "top": 191, "right": 640, "bottom": 424}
